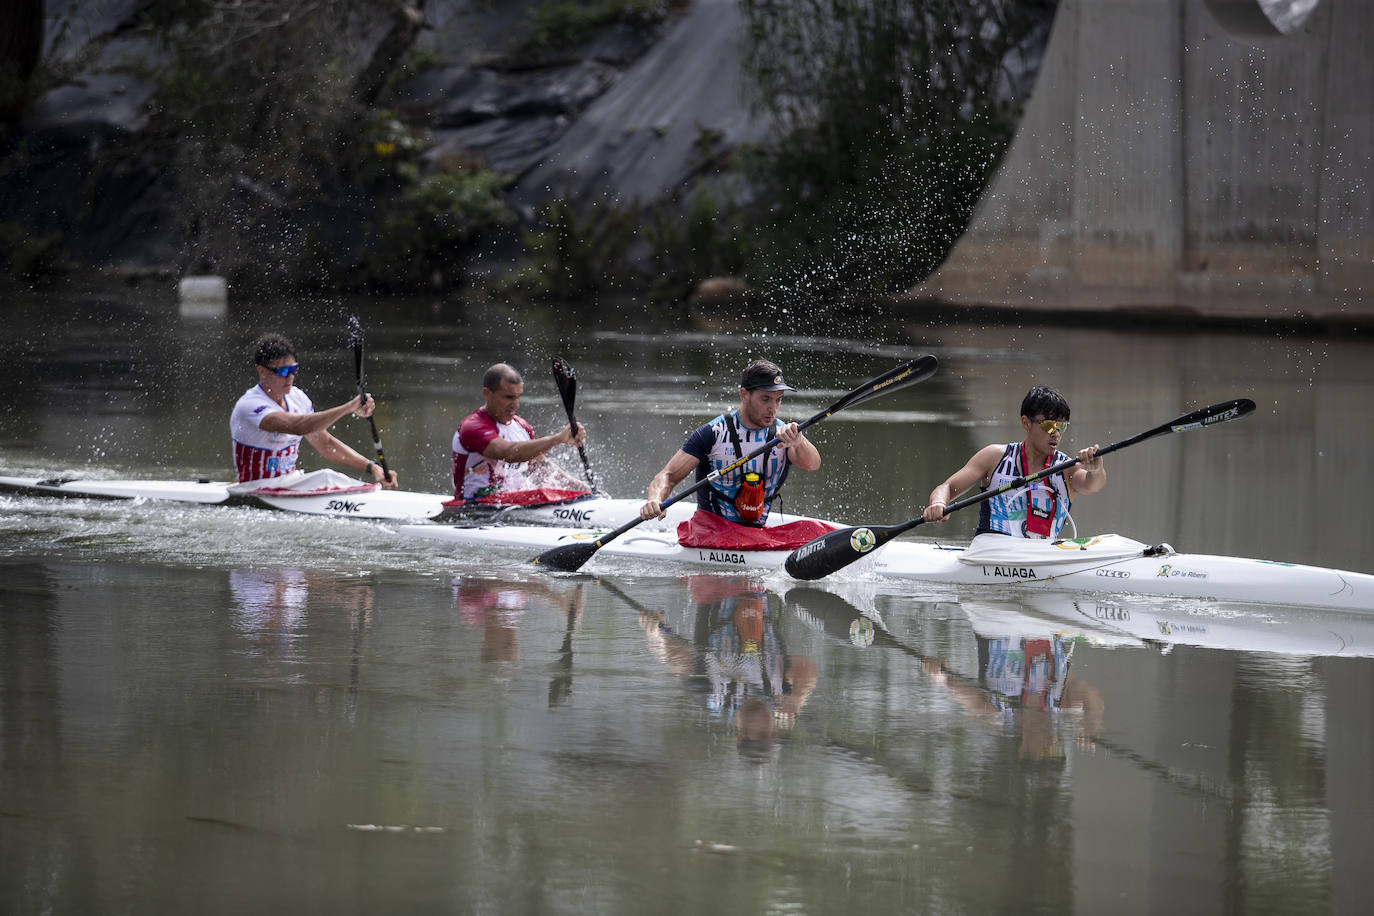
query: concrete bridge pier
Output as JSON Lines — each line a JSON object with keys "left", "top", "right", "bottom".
{"left": 912, "top": 0, "right": 1373, "bottom": 330}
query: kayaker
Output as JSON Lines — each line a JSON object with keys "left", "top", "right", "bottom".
{"left": 922, "top": 386, "right": 1104, "bottom": 538}
{"left": 230, "top": 332, "right": 399, "bottom": 487}
{"left": 452, "top": 363, "right": 588, "bottom": 502}
{"left": 638, "top": 359, "right": 830, "bottom": 549}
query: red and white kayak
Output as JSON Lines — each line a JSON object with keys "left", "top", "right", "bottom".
{"left": 0, "top": 470, "right": 694, "bottom": 526}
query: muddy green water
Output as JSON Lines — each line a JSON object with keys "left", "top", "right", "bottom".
{"left": 1, "top": 287, "right": 1372, "bottom": 913}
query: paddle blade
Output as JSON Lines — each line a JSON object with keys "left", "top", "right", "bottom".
{"left": 834, "top": 354, "right": 938, "bottom": 413}
{"left": 348, "top": 315, "right": 365, "bottom": 382}
{"left": 784, "top": 523, "right": 908, "bottom": 580}
{"left": 1100, "top": 396, "right": 1257, "bottom": 458}
{"left": 530, "top": 539, "right": 601, "bottom": 573}
{"left": 1170, "top": 397, "right": 1255, "bottom": 432}
{"left": 551, "top": 356, "right": 577, "bottom": 415}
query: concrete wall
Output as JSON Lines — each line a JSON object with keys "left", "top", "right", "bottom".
{"left": 913, "top": 0, "right": 1373, "bottom": 326}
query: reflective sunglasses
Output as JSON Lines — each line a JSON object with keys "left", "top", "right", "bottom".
{"left": 266, "top": 364, "right": 300, "bottom": 377}
{"left": 1033, "top": 418, "right": 1069, "bottom": 434}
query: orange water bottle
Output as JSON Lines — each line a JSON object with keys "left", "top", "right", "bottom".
{"left": 734, "top": 471, "right": 765, "bottom": 524}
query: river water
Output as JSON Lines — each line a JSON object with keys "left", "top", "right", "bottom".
{"left": 2, "top": 285, "right": 1373, "bottom": 913}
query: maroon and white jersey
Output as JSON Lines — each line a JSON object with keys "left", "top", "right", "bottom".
{"left": 451, "top": 408, "right": 535, "bottom": 499}
{"left": 230, "top": 385, "right": 313, "bottom": 482}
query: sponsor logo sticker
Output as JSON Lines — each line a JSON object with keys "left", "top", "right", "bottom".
{"left": 850, "top": 528, "right": 877, "bottom": 553}
{"left": 1053, "top": 536, "right": 1103, "bottom": 550}
{"left": 1157, "top": 564, "right": 1208, "bottom": 580}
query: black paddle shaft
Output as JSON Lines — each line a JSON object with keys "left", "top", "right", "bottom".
{"left": 348, "top": 316, "right": 391, "bottom": 481}
{"left": 551, "top": 356, "right": 599, "bottom": 492}
{"left": 530, "top": 354, "right": 941, "bottom": 572}
{"left": 785, "top": 397, "right": 1257, "bottom": 580}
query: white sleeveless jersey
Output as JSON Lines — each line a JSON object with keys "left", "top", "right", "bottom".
{"left": 230, "top": 385, "right": 313, "bottom": 482}
{"left": 976, "top": 442, "right": 1072, "bottom": 539}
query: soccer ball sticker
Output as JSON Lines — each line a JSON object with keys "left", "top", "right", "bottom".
{"left": 849, "top": 528, "right": 877, "bottom": 553}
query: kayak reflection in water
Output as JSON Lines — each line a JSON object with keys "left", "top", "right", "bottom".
{"left": 638, "top": 577, "right": 817, "bottom": 758}
{"left": 230, "top": 332, "right": 399, "bottom": 488}
{"left": 451, "top": 363, "right": 589, "bottom": 504}
{"left": 638, "top": 358, "right": 830, "bottom": 550}
{"left": 923, "top": 386, "right": 1104, "bottom": 539}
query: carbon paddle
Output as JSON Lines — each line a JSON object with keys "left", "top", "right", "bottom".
{"left": 348, "top": 315, "right": 391, "bottom": 482}
{"left": 551, "top": 356, "right": 599, "bottom": 493}
{"left": 529, "top": 354, "right": 940, "bottom": 572}
{"left": 784, "top": 397, "right": 1257, "bottom": 581}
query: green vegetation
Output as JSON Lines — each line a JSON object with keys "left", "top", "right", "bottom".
{"left": 123, "top": 1, "right": 517, "bottom": 291}
{"left": 0, "top": 221, "right": 62, "bottom": 282}
{"left": 362, "top": 168, "right": 517, "bottom": 290}
{"left": 642, "top": 190, "right": 753, "bottom": 303}
{"left": 499, "top": 198, "right": 637, "bottom": 300}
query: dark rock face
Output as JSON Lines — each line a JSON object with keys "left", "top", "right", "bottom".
{"left": 398, "top": 60, "right": 622, "bottom": 177}
{"left": 1, "top": 119, "right": 180, "bottom": 273}
{"left": 400, "top": 62, "right": 621, "bottom": 129}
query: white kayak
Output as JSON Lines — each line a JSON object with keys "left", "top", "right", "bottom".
{"left": 0, "top": 474, "right": 234, "bottom": 503}
{"left": 0, "top": 470, "right": 446, "bottom": 520}
{"left": 0, "top": 471, "right": 695, "bottom": 527}
{"left": 399, "top": 525, "right": 1374, "bottom": 613}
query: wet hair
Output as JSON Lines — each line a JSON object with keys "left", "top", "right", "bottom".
{"left": 482, "top": 363, "right": 522, "bottom": 391}
{"left": 252, "top": 333, "right": 295, "bottom": 366}
{"left": 1020, "top": 386, "right": 1070, "bottom": 421}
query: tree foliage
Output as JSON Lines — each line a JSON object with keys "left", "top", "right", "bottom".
{"left": 0, "top": 0, "right": 45, "bottom": 121}
{"left": 739, "top": 0, "right": 1057, "bottom": 304}
{"left": 127, "top": 0, "right": 515, "bottom": 289}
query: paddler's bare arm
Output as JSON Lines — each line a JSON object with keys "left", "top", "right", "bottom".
{"left": 776, "top": 422, "right": 820, "bottom": 471}
{"left": 482, "top": 423, "right": 585, "bottom": 464}
{"left": 1068, "top": 445, "right": 1105, "bottom": 496}
{"left": 639, "top": 450, "right": 698, "bottom": 520}
{"left": 259, "top": 394, "right": 372, "bottom": 437}
{"left": 922, "top": 444, "right": 1004, "bottom": 523}
{"left": 304, "top": 427, "right": 399, "bottom": 488}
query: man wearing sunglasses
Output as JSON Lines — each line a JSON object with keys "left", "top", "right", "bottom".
{"left": 230, "top": 332, "right": 399, "bottom": 487}
{"left": 920, "top": 386, "right": 1103, "bottom": 539}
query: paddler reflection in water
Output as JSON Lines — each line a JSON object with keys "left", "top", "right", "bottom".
{"left": 451, "top": 363, "right": 589, "bottom": 504}
{"left": 230, "top": 332, "right": 398, "bottom": 487}
{"left": 923, "top": 386, "right": 1104, "bottom": 538}
{"left": 453, "top": 575, "right": 584, "bottom": 702}
{"left": 788, "top": 587, "right": 1102, "bottom": 760}
{"left": 928, "top": 622, "right": 1104, "bottom": 760}
{"left": 638, "top": 577, "right": 817, "bottom": 757}
{"left": 638, "top": 359, "right": 830, "bottom": 550}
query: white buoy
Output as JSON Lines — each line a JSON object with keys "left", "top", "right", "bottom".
{"left": 178, "top": 275, "right": 228, "bottom": 317}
